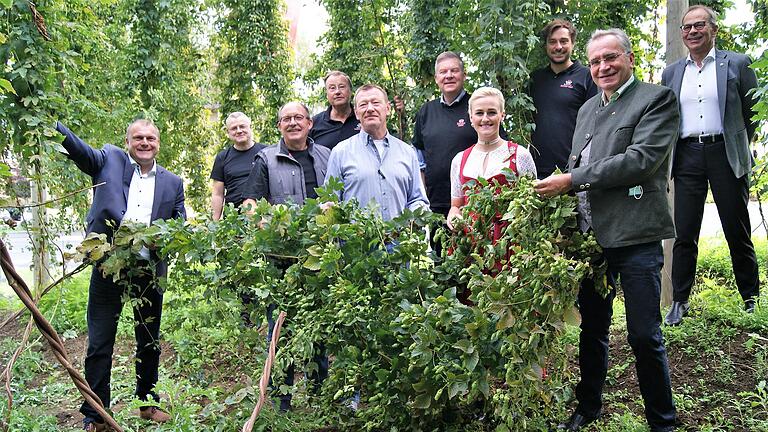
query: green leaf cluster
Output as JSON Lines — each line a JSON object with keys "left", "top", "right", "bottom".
{"left": 84, "top": 175, "right": 602, "bottom": 430}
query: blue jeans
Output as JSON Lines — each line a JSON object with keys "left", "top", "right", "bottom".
{"left": 575, "top": 241, "right": 676, "bottom": 431}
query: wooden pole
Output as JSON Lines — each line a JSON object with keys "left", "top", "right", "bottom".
{"left": 661, "top": 0, "right": 688, "bottom": 307}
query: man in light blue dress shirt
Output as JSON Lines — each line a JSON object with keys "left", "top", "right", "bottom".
{"left": 325, "top": 84, "right": 429, "bottom": 220}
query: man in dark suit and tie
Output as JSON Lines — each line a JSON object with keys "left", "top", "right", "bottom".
{"left": 536, "top": 28, "right": 678, "bottom": 431}
{"left": 662, "top": 5, "right": 760, "bottom": 326}
{"left": 56, "top": 120, "right": 186, "bottom": 431}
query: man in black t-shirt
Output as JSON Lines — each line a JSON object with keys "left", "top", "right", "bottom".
{"left": 210, "top": 112, "right": 265, "bottom": 219}
{"left": 530, "top": 19, "right": 597, "bottom": 178}
{"left": 309, "top": 70, "right": 361, "bottom": 150}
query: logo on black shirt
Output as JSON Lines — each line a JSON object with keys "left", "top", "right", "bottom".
{"left": 456, "top": 119, "right": 466, "bottom": 127}
{"left": 560, "top": 80, "right": 574, "bottom": 89}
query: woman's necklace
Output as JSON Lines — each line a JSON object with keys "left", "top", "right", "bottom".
{"left": 476, "top": 136, "right": 504, "bottom": 152}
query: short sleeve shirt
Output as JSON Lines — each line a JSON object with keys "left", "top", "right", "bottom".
{"left": 210, "top": 143, "right": 266, "bottom": 207}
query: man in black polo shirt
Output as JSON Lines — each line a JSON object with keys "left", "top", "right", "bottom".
{"left": 412, "top": 51, "right": 508, "bottom": 218}
{"left": 530, "top": 19, "right": 597, "bottom": 179}
{"left": 210, "top": 112, "right": 266, "bottom": 219}
{"left": 309, "top": 70, "right": 361, "bottom": 149}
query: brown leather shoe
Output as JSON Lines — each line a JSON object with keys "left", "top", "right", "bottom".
{"left": 139, "top": 406, "right": 171, "bottom": 423}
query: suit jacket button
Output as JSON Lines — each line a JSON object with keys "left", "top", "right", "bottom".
{"left": 585, "top": 183, "right": 591, "bottom": 188}
{"left": 571, "top": 155, "right": 577, "bottom": 161}
{"left": 580, "top": 184, "right": 585, "bottom": 190}
{"left": 585, "top": 133, "right": 591, "bottom": 139}
{"left": 121, "top": 210, "right": 125, "bottom": 214}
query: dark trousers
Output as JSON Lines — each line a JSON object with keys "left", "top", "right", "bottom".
{"left": 266, "top": 304, "right": 328, "bottom": 409}
{"left": 576, "top": 241, "right": 676, "bottom": 430}
{"left": 80, "top": 267, "right": 163, "bottom": 422}
{"left": 671, "top": 140, "right": 760, "bottom": 302}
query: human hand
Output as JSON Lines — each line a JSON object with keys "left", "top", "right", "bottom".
{"left": 393, "top": 96, "right": 405, "bottom": 114}
{"left": 534, "top": 174, "right": 572, "bottom": 197}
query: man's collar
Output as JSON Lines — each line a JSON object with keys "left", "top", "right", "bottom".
{"left": 601, "top": 75, "right": 636, "bottom": 105}
{"left": 440, "top": 89, "right": 467, "bottom": 106}
{"left": 278, "top": 137, "right": 313, "bottom": 154}
{"left": 128, "top": 156, "right": 157, "bottom": 176}
{"left": 686, "top": 46, "right": 716, "bottom": 64}
{"left": 549, "top": 60, "right": 577, "bottom": 75}
{"left": 361, "top": 130, "right": 390, "bottom": 146}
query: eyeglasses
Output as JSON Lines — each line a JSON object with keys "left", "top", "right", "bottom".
{"left": 279, "top": 114, "right": 306, "bottom": 124}
{"left": 326, "top": 84, "right": 348, "bottom": 92}
{"left": 588, "top": 52, "right": 629, "bottom": 67}
{"left": 680, "top": 21, "right": 708, "bottom": 33}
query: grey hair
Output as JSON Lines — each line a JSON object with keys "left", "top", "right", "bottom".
{"left": 324, "top": 70, "right": 352, "bottom": 88}
{"left": 225, "top": 111, "right": 251, "bottom": 127}
{"left": 586, "top": 28, "right": 632, "bottom": 54}
{"left": 434, "top": 51, "right": 465, "bottom": 74}
{"left": 684, "top": 5, "right": 718, "bottom": 27}
{"left": 277, "top": 101, "right": 311, "bottom": 121}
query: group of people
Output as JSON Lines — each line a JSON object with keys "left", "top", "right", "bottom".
{"left": 55, "top": 4, "right": 759, "bottom": 431}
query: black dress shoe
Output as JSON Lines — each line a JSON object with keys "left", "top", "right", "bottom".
{"left": 664, "top": 301, "right": 690, "bottom": 326}
{"left": 745, "top": 299, "right": 756, "bottom": 314}
{"left": 557, "top": 410, "right": 600, "bottom": 431}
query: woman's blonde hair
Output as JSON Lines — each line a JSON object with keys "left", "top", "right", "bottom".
{"left": 468, "top": 87, "right": 505, "bottom": 114}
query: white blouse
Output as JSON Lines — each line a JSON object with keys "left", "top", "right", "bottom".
{"left": 450, "top": 143, "right": 537, "bottom": 199}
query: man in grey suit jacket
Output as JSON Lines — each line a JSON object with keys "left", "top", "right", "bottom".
{"left": 661, "top": 5, "right": 760, "bottom": 326}
{"left": 536, "top": 28, "right": 678, "bottom": 431}
{"left": 56, "top": 120, "right": 185, "bottom": 431}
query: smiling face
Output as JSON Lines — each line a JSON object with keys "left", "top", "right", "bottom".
{"left": 682, "top": 8, "right": 717, "bottom": 59}
{"left": 588, "top": 35, "right": 634, "bottom": 98}
{"left": 354, "top": 87, "right": 390, "bottom": 137}
{"left": 226, "top": 116, "right": 252, "bottom": 147}
{"left": 277, "top": 102, "right": 313, "bottom": 149}
{"left": 125, "top": 122, "right": 159, "bottom": 169}
{"left": 546, "top": 27, "right": 573, "bottom": 65}
{"left": 469, "top": 95, "right": 504, "bottom": 142}
{"left": 435, "top": 57, "right": 466, "bottom": 100}
{"left": 325, "top": 73, "right": 352, "bottom": 109}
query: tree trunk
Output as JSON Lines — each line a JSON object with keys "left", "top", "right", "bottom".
{"left": 662, "top": 0, "right": 688, "bottom": 307}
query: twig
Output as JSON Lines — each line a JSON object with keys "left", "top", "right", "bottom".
{"left": 0, "top": 316, "right": 34, "bottom": 432}
{"left": 242, "top": 311, "right": 287, "bottom": 432}
{"left": 12, "top": 182, "right": 106, "bottom": 209}
{"left": 0, "top": 262, "right": 89, "bottom": 331}
{"left": 0, "top": 240, "right": 124, "bottom": 432}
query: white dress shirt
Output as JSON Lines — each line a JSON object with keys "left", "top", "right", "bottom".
{"left": 123, "top": 157, "right": 156, "bottom": 259}
{"left": 679, "top": 46, "right": 723, "bottom": 138}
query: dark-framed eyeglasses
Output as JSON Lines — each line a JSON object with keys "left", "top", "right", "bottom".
{"left": 680, "top": 21, "right": 708, "bottom": 33}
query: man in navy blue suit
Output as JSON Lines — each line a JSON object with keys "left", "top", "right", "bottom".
{"left": 55, "top": 120, "right": 185, "bottom": 431}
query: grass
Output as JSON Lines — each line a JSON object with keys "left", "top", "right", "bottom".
{"left": 0, "top": 237, "right": 765, "bottom": 431}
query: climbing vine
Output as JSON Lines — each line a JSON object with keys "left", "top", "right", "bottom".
{"left": 214, "top": 0, "right": 295, "bottom": 145}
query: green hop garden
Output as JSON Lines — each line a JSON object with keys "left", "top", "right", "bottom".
{"left": 1, "top": 0, "right": 768, "bottom": 431}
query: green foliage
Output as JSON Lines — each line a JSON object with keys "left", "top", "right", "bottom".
{"left": 81, "top": 176, "right": 602, "bottom": 430}
{"left": 214, "top": 0, "right": 295, "bottom": 145}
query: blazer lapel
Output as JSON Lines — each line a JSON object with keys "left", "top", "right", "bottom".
{"left": 671, "top": 60, "right": 685, "bottom": 98}
{"left": 122, "top": 160, "right": 134, "bottom": 203}
{"left": 716, "top": 49, "right": 728, "bottom": 124}
{"left": 151, "top": 168, "right": 163, "bottom": 222}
